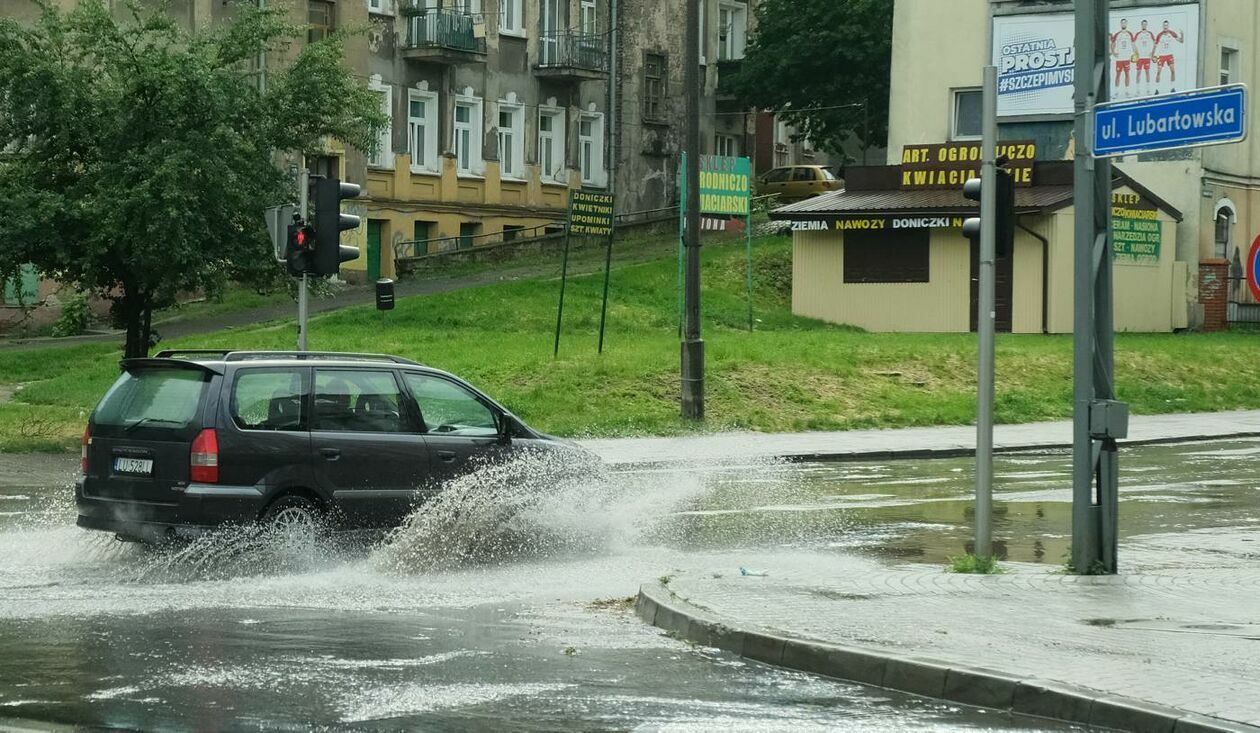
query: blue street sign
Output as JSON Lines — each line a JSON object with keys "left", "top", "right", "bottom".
{"left": 1093, "top": 84, "right": 1247, "bottom": 158}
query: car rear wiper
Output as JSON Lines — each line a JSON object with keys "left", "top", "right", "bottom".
{"left": 122, "top": 417, "right": 182, "bottom": 433}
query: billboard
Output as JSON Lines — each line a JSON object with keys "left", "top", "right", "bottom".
{"left": 993, "top": 4, "right": 1199, "bottom": 116}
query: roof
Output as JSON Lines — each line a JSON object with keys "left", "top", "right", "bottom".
{"left": 769, "top": 161, "right": 1183, "bottom": 222}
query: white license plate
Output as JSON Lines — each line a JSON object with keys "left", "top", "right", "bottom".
{"left": 113, "top": 457, "right": 154, "bottom": 475}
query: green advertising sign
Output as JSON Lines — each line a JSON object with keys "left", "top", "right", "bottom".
{"left": 699, "top": 155, "right": 751, "bottom": 216}
{"left": 1112, "top": 217, "right": 1161, "bottom": 265}
{"left": 569, "top": 189, "right": 615, "bottom": 237}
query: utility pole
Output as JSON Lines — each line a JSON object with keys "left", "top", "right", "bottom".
{"left": 1072, "top": 0, "right": 1122, "bottom": 574}
{"left": 297, "top": 166, "right": 310, "bottom": 352}
{"left": 681, "top": 0, "right": 704, "bottom": 420}
{"left": 974, "top": 64, "right": 997, "bottom": 560}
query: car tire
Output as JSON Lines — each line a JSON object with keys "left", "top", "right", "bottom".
{"left": 261, "top": 495, "right": 326, "bottom": 539}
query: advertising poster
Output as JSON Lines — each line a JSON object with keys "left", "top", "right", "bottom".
{"left": 993, "top": 4, "right": 1200, "bottom": 116}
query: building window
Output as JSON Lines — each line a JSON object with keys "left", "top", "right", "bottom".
{"left": 715, "top": 133, "right": 737, "bottom": 157}
{"left": 497, "top": 102, "right": 523, "bottom": 178}
{"left": 454, "top": 95, "right": 483, "bottom": 175}
{"left": 538, "top": 107, "right": 565, "bottom": 182}
{"left": 368, "top": 82, "right": 392, "bottom": 169}
{"left": 500, "top": 0, "right": 522, "bottom": 35}
{"left": 579, "top": 113, "right": 605, "bottom": 186}
{"left": 644, "top": 53, "right": 666, "bottom": 122}
{"left": 503, "top": 225, "right": 525, "bottom": 242}
{"left": 698, "top": 0, "right": 706, "bottom": 65}
{"left": 407, "top": 90, "right": 438, "bottom": 173}
{"left": 953, "top": 89, "right": 982, "bottom": 140}
{"left": 580, "top": 0, "right": 597, "bottom": 34}
{"left": 367, "top": 0, "right": 392, "bottom": 16}
{"left": 307, "top": 154, "right": 338, "bottom": 180}
{"left": 308, "top": 0, "right": 334, "bottom": 42}
{"left": 459, "top": 222, "right": 481, "bottom": 249}
{"left": 717, "top": 1, "right": 746, "bottom": 61}
{"left": 843, "top": 229, "right": 930, "bottom": 284}
{"left": 452, "top": 0, "right": 481, "bottom": 13}
{"left": 1220, "top": 47, "right": 1238, "bottom": 86}
{"left": 1214, "top": 207, "right": 1233, "bottom": 259}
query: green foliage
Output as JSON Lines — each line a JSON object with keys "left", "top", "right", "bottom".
{"left": 730, "top": 0, "right": 893, "bottom": 158}
{"left": 0, "top": 0, "right": 385, "bottom": 357}
{"left": 947, "top": 554, "right": 1004, "bottom": 574}
{"left": 51, "top": 291, "right": 91, "bottom": 337}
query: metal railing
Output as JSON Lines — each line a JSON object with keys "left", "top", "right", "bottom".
{"left": 404, "top": 8, "right": 483, "bottom": 54}
{"left": 395, "top": 221, "right": 564, "bottom": 261}
{"left": 536, "top": 30, "right": 608, "bottom": 72}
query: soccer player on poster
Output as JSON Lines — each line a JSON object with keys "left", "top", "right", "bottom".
{"left": 1133, "top": 19, "right": 1156, "bottom": 96}
{"left": 1111, "top": 18, "right": 1136, "bottom": 96}
{"left": 1154, "top": 19, "right": 1184, "bottom": 93}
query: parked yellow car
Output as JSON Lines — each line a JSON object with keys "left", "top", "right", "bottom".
{"left": 756, "top": 165, "right": 842, "bottom": 203}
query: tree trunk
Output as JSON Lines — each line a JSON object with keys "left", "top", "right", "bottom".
{"left": 121, "top": 287, "right": 148, "bottom": 359}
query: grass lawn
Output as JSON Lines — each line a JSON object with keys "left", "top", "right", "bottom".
{"left": 1, "top": 233, "right": 1258, "bottom": 453}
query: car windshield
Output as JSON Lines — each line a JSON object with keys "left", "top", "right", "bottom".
{"left": 94, "top": 368, "right": 208, "bottom": 429}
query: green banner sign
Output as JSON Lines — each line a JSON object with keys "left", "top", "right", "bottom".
{"left": 1112, "top": 217, "right": 1161, "bottom": 265}
{"left": 569, "top": 190, "right": 615, "bottom": 237}
{"left": 699, "top": 155, "right": 751, "bottom": 216}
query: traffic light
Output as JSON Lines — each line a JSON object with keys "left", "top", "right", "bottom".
{"left": 961, "top": 167, "right": 1015, "bottom": 258}
{"left": 312, "top": 178, "right": 363, "bottom": 277}
{"left": 284, "top": 220, "right": 315, "bottom": 277}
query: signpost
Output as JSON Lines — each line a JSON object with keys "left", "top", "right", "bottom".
{"left": 1093, "top": 84, "right": 1247, "bottom": 158}
{"left": 554, "top": 189, "right": 615, "bottom": 357}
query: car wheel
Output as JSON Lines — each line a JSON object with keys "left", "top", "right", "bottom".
{"left": 262, "top": 495, "right": 325, "bottom": 539}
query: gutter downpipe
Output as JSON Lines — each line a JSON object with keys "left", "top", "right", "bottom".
{"left": 1017, "top": 216, "right": 1051, "bottom": 334}
{"left": 607, "top": 0, "right": 618, "bottom": 200}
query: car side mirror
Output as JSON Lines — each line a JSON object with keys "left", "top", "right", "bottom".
{"left": 497, "top": 413, "right": 517, "bottom": 445}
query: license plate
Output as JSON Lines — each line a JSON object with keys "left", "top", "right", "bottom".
{"left": 113, "top": 457, "right": 153, "bottom": 475}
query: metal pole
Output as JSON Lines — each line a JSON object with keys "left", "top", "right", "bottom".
{"left": 975, "top": 65, "right": 997, "bottom": 560}
{"left": 1072, "top": 0, "right": 1117, "bottom": 574}
{"left": 598, "top": 229, "right": 614, "bottom": 353}
{"left": 746, "top": 200, "right": 753, "bottom": 332}
{"left": 297, "top": 167, "right": 309, "bottom": 352}
{"left": 678, "top": 152, "right": 686, "bottom": 339}
{"left": 554, "top": 203, "right": 575, "bottom": 357}
{"left": 681, "top": 0, "right": 704, "bottom": 420}
{"left": 608, "top": 0, "right": 618, "bottom": 197}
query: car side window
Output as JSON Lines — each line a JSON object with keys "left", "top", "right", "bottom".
{"left": 763, "top": 168, "right": 788, "bottom": 183}
{"left": 792, "top": 167, "right": 816, "bottom": 181}
{"left": 404, "top": 373, "right": 498, "bottom": 437}
{"left": 231, "top": 368, "right": 307, "bottom": 431}
{"left": 314, "top": 369, "right": 404, "bottom": 433}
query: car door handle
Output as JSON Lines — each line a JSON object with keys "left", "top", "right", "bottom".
{"left": 319, "top": 447, "right": 341, "bottom": 461}
{"left": 437, "top": 450, "right": 457, "bottom": 463}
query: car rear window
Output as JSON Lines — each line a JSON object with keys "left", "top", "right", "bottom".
{"left": 821, "top": 168, "right": 838, "bottom": 181}
{"left": 94, "top": 368, "right": 208, "bottom": 429}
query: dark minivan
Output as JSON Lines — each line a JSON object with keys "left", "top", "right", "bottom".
{"left": 76, "top": 350, "right": 569, "bottom": 543}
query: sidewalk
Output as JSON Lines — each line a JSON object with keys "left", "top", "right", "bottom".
{"left": 583, "top": 409, "right": 1260, "bottom": 465}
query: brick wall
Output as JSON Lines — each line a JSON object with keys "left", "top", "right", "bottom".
{"left": 1198, "top": 258, "right": 1230, "bottom": 332}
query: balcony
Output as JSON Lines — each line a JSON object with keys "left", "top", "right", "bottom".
{"left": 401, "top": 7, "right": 486, "bottom": 64}
{"left": 534, "top": 31, "right": 608, "bottom": 81}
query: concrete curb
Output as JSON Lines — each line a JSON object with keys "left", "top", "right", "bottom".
{"left": 635, "top": 582, "right": 1260, "bottom": 733}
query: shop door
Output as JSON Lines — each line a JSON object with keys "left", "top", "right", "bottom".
{"left": 367, "top": 220, "right": 383, "bottom": 282}
{"left": 970, "top": 240, "right": 1013, "bottom": 333}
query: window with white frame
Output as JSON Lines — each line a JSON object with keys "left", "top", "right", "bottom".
{"left": 497, "top": 101, "right": 524, "bottom": 178}
{"left": 538, "top": 107, "right": 565, "bottom": 181}
{"left": 452, "top": 0, "right": 480, "bottom": 14}
{"left": 367, "top": 0, "right": 392, "bottom": 16}
{"left": 717, "top": 1, "right": 746, "bottom": 61}
{"left": 952, "top": 88, "right": 982, "bottom": 140}
{"left": 407, "top": 89, "right": 438, "bottom": 173}
{"left": 579, "top": 112, "right": 605, "bottom": 186}
{"left": 715, "top": 133, "right": 737, "bottom": 157}
{"left": 454, "top": 95, "right": 483, "bottom": 175}
{"left": 698, "top": 0, "right": 707, "bottom": 65}
{"left": 1220, "top": 47, "right": 1238, "bottom": 86}
{"left": 580, "top": 0, "right": 597, "bottom": 34}
{"left": 368, "top": 82, "right": 392, "bottom": 169}
{"left": 500, "top": 0, "right": 522, "bottom": 34}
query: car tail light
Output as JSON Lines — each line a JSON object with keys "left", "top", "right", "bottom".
{"left": 81, "top": 427, "right": 90, "bottom": 474}
{"left": 190, "top": 428, "right": 219, "bottom": 484}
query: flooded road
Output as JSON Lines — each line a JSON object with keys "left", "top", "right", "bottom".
{"left": 5, "top": 439, "right": 1255, "bottom": 730}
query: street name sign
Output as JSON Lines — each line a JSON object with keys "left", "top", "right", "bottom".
{"left": 1093, "top": 84, "right": 1247, "bottom": 158}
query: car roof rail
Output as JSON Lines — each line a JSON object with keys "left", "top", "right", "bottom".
{"left": 152, "top": 349, "right": 234, "bottom": 360}
{"left": 221, "top": 351, "right": 424, "bottom": 367}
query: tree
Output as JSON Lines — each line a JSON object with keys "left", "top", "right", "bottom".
{"left": 0, "top": 0, "right": 385, "bottom": 357}
{"left": 730, "top": 0, "right": 893, "bottom": 161}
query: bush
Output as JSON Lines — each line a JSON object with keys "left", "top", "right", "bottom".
{"left": 51, "top": 291, "right": 91, "bottom": 337}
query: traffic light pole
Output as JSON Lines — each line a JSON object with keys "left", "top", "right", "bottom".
{"left": 297, "top": 168, "right": 309, "bottom": 352}
{"left": 975, "top": 65, "right": 997, "bottom": 560}
{"left": 1072, "top": 0, "right": 1120, "bottom": 575}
